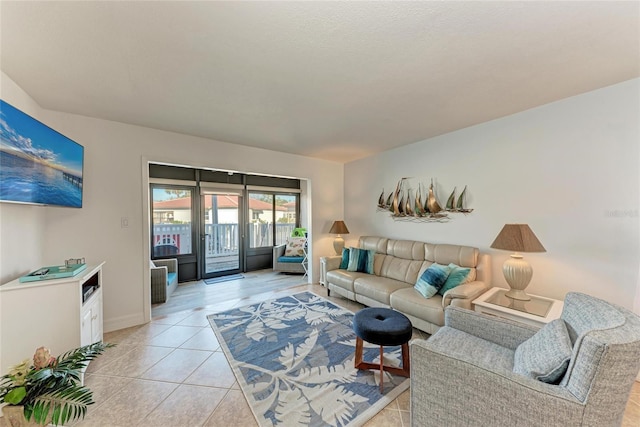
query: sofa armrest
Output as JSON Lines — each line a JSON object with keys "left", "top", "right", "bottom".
{"left": 410, "top": 339, "right": 582, "bottom": 427}
{"left": 154, "top": 258, "right": 177, "bottom": 273}
{"left": 443, "top": 306, "right": 538, "bottom": 350}
{"left": 321, "top": 256, "right": 342, "bottom": 272}
{"left": 441, "top": 281, "right": 487, "bottom": 309}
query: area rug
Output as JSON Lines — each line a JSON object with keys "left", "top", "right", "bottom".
{"left": 207, "top": 291, "right": 410, "bottom": 427}
{"left": 204, "top": 273, "right": 244, "bottom": 285}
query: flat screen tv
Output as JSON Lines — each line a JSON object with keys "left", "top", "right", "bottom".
{"left": 0, "top": 99, "right": 84, "bottom": 208}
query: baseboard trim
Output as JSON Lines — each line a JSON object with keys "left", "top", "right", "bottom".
{"left": 104, "top": 312, "right": 146, "bottom": 334}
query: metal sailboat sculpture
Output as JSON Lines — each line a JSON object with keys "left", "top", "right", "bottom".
{"left": 377, "top": 178, "right": 471, "bottom": 221}
{"left": 426, "top": 179, "right": 442, "bottom": 214}
{"left": 456, "top": 185, "right": 473, "bottom": 213}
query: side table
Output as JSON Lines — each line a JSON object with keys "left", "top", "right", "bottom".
{"left": 472, "top": 287, "right": 564, "bottom": 328}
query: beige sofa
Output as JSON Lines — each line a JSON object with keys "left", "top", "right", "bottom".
{"left": 321, "top": 236, "right": 491, "bottom": 334}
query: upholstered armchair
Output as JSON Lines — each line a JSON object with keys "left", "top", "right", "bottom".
{"left": 151, "top": 258, "right": 178, "bottom": 303}
{"left": 411, "top": 292, "right": 640, "bottom": 426}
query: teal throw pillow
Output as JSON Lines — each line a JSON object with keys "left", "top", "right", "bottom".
{"left": 339, "top": 248, "right": 350, "bottom": 269}
{"left": 513, "top": 319, "right": 573, "bottom": 384}
{"left": 438, "top": 263, "right": 473, "bottom": 295}
{"left": 347, "top": 248, "right": 375, "bottom": 274}
{"left": 414, "top": 263, "right": 452, "bottom": 298}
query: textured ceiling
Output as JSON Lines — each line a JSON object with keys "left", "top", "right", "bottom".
{"left": 1, "top": 1, "right": 638, "bottom": 163}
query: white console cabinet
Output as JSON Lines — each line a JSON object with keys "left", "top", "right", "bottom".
{"left": 0, "top": 262, "right": 104, "bottom": 373}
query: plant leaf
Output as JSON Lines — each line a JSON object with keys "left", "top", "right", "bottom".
{"left": 5, "top": 386, "right": 26, "bottom": 404}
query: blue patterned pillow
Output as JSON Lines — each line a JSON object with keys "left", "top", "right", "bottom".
{"left": 513, "top": 319, "right": 573, "bottom": 384}
{"left": 438, "top": 263, "right": 473, "bottom": 295}
{"left": 347, "top": 248, "right": 375, "bottom": 274}
{"left": 414, "top": 263, "right": 452, "bottom": 298}
{"left": 339, "top": 248, "right": 350, "bottom": 269}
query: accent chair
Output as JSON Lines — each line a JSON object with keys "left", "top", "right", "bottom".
{"left": 411, "top": 292, "right": 640, "bottom": 426}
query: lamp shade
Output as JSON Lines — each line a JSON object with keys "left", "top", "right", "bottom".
{"left": 329, "top": 221, "right": 350, "bottom": 235}
{"left": 490, "top": 224, "right": 546, "bottom": 253}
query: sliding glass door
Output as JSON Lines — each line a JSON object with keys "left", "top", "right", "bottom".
{"left": 201, "top": 191, "right": 243, "bottom": 278}
{"left": 150, "top": 163, "right": 303, "bottom": 281}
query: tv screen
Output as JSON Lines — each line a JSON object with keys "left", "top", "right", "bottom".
{"left": 0, "top": 99, "right": 84, "bottom": 208}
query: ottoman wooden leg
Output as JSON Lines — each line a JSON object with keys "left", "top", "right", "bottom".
{"left": 379, "top": 345, "right": 384, "bottom": 392}
{"left": 355, "top": 337, "right": 364, "bottom": 368}
{"left": 401, "top": 342, "right": 410, "bottom": 377}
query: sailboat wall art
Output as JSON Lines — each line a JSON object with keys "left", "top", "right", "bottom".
{"left": 377, "top": 178, "right": 474, "bottom": 223}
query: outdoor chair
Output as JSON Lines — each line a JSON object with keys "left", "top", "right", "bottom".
{"left": 151, "top": 258, "right": 178, "bottom": 303}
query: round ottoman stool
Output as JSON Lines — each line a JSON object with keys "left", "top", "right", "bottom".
{"left": 352, "top": 307, "right": 412, "bottom": 392}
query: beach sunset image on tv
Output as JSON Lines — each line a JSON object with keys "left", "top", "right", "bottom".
{"left": 0, "top": 100, "right": 84, "bottom": 207}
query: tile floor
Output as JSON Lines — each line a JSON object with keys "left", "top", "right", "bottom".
{"left": 2, "top": 282, "right": 638, "bottom": 426}
{"left": 74, "top": 283, "right": 416, "bottom": 426}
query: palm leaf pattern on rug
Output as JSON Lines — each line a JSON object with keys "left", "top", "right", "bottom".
{"left": 209, "top": 292, "right": 409, "bottom": 427}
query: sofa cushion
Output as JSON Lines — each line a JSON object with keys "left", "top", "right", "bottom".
{"left": 359, "top": 236, "right": 389, "bottom": 254}
{"left": 373, "top": 254, "right": 386, "bottom": 276}
{"left": 284, "top": 237, "right": 306, "bottom": 257}
{"left": 354, "top": 276, "right": 412, "bottom": 305}
{"left": 386, "top": 239, "right": 425, "bottom": 260}
{"left": 438, "top": 263, "right": 474, "bottom": 295}
{"left": 347, "top": 248, "right": 375, "bottom": 274}
{"left": 326, "top": 270, "right": 370, "bottom": 294}
{"left": 513, "top": 318, "right": 573, "bottom": 383}
{"left": 390, "top": 287, "right": 446, "bottom": 327}
{"left": 425, "top": 243, "right": 479, "bottom": 268}
{"left": 414, "top": 263, "right": 452, "bottom": 298}
{"left": 380, "top": 256, "right": 425, "bottom": 284}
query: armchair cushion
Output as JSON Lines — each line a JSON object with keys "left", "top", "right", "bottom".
{"left": 277, "top": 256, "right": 304, "bottom": 263}
{"left": 514, "top": 318, "right": 573, "bottom": 383}
{"left": 427, "top": 326, "right": 515, "bottom": 373}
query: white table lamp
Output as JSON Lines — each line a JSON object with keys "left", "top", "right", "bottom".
{"left": 329, "top": 220, "right": 349, "bottom": 255}
{"left": 490, "top": 224, "right": 546, "bottom": 301}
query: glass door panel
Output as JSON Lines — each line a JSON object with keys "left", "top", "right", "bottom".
{"left": 275, "top": 194, "right": 297, "bottom": 245}
{"left": 202, "top": 193, "right": 242, "bottom": 277}
{"left": 151, "top": 186, "right": 194, "bottom": 258}
{"left": 248, "top": 193, "right": 274, "bottom": 248}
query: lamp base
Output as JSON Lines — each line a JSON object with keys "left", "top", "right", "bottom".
{"left": 333, "top": 236, "right": 345, "bottom": 255}
{"left": 504, "top": 289, "right": 531, "bottom": 301}
{"left": 502, "top": 254, "right": 533, "bottom": 301}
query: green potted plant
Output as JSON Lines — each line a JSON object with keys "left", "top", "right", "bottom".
{"left": 0, "top": 342, "right": 113, "bottom": 426}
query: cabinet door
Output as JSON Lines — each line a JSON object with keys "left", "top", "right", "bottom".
{"left": 90, "top": 293, "right": 103, "bottom": 344}
{"left": 81, "top": 308, "right": 92, "bottom": 346}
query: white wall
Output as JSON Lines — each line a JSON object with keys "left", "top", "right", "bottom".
{"left": 0, "top": 72, "right": 48, "bottom": 283}
{"left": 0, "top": 73, "right": 50, "bottom": 371}
{"left": 345, "top": 79, "right": 640, "bottom": 308}
{"left": 0, "top": 72, "right": 344, "bottom": 335}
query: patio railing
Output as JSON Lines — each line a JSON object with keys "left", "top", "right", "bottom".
{"left": 153, "top": 223, "right": 296, "bottom": 257}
